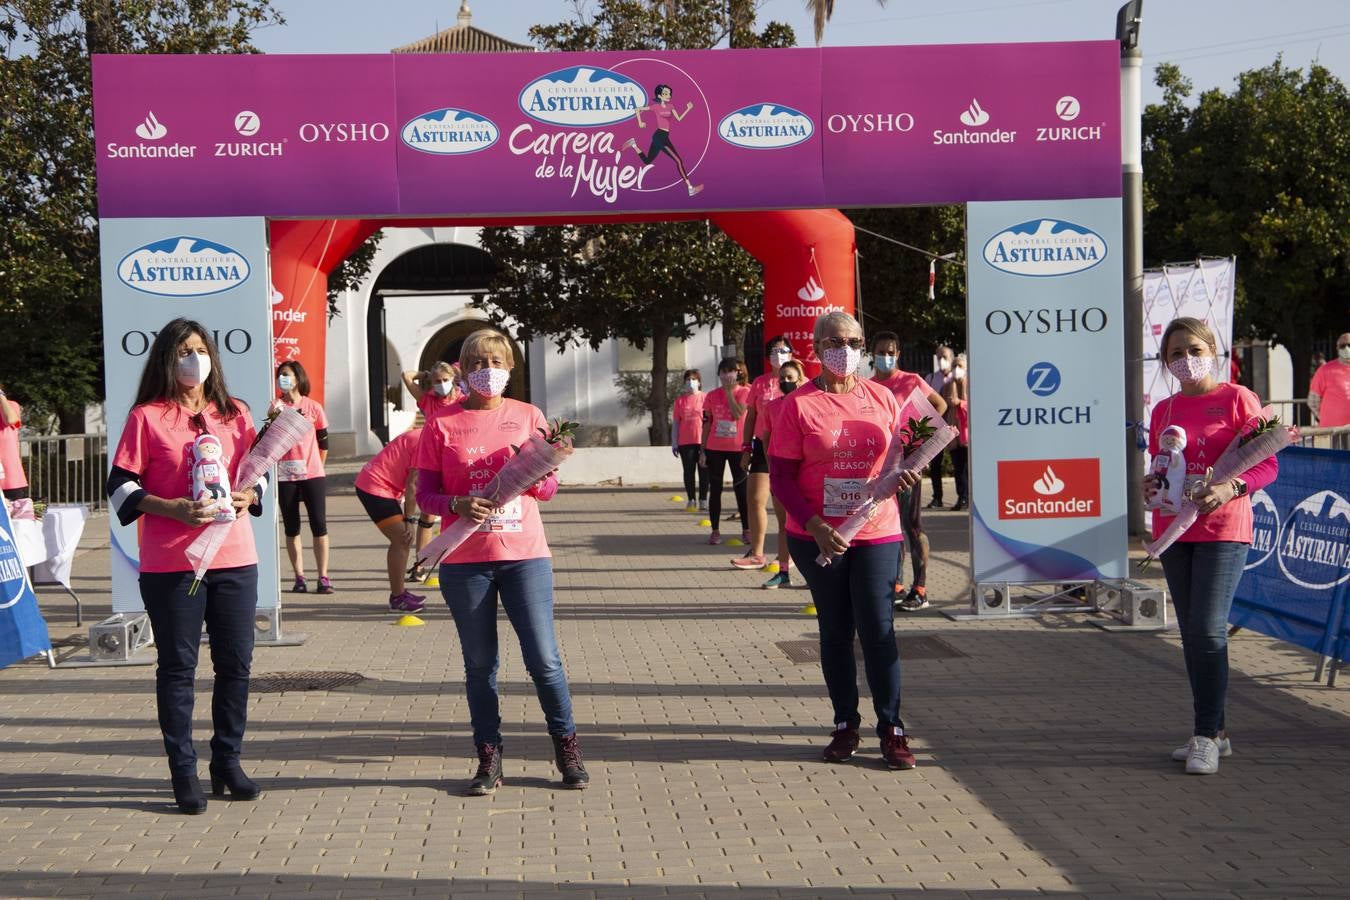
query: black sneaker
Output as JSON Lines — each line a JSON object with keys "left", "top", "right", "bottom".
{"left": 467, "top": 742, "right": 503, "bottom": 796}
{"left": 951, "top": 500, "right": 969, "bottom": 511}
{"left": 552, "top": 732, "right": 590, "bottom": 789}
{"left": 924, "top": 498, "right": 945, "bottom": 510}
{"left": 897, "top": 588, "right": 930, "bottom": 612}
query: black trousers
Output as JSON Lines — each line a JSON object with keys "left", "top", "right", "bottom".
{"left": 704, "top": 449, "right": 747, "bottom": 526}
{"left": 139, "top": 565, "right": 258, "bottom": 776}
{"left": 950, "top": 446, "right": 969, "bottom": 503}
{"left": 278, "top": 476, "right": 328, "bottom": 537}
{"left": 677, "top": 444, "right": 707, "bottom": 500}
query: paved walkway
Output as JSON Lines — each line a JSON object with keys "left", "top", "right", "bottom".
{"left": 3, "top": 483, "right": 1349, "bottom": 898}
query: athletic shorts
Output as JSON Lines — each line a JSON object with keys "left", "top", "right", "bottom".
{"left": 748, "top": 438, "right": 769, "bottom": 474}
{"left": 356, "top": 486, "right": 403, "bottom": 527}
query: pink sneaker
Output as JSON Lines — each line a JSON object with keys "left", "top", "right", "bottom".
{"left": 707, "top": 531, "right": 721, "bottom": 545}
{"left": 730, "top": 554, "right": 767, "bottom": 569}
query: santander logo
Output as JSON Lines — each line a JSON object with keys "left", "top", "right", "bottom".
{"left": 998, "top": 458, "right": 1100, "bottom": 520}
{"left": 135, "top": 111, "right": 168, "bottom": 140}
{"left": 797, "top": 277, "right": 826, "bottom": 302}
{"left": 959, "top": 99, "right": 990, "bottom": 127}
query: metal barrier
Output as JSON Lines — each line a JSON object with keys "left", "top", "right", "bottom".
{"left": 1297, "top": 425, "right": 1350, "bottom": 451}
{"left": 17, "top": 433, "right": 108, "bottom": 511}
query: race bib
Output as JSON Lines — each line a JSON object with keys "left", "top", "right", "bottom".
{"left": 478, "top": 497, "right": 523, "bottom": 533}
{"left": 823, "top": 477, "right": 869, "bottom": 518}
{"left": 713, "top": 419, "right": 738, "bottom": 439}
{"left": 278, "top": 459, "right": 308, "bottom": 481}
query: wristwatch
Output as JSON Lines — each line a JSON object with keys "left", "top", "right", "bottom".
{"left": 1231, "top": 478, "right": 1248, "bottom": 498}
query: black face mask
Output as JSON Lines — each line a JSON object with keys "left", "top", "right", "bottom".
{"left": 779, "top": 379, "right": 798, "bottom": 395}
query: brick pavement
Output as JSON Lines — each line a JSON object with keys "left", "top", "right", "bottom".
{"left": 2, "top": 481, "right": 1349, "bottom": 898}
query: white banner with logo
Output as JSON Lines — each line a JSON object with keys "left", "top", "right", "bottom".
{"left": 99, "top": 217, "right": 280, "bottom": 612}
{"left": 1142, "top": 258, "right": 1236, "bottom": 435}
{"left": 966, "top": 198, "right": 1128, "bottom": 583}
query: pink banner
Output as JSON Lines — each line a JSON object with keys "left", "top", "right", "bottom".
{"left": 92, "top": 43, "right": 1120, "bottom": 219}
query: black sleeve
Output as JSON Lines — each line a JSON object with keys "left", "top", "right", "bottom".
{"left": 316, "top": 428, "right": 330, "bottom": 451}
{"left": 250, "top": 473, "right": 268, "bottom": 517}
{"left": 106, "top": 465, "right": 148, "bottom": 526}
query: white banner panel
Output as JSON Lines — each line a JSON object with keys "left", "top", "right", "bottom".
{"left": 99, "top": 218, "right": 280, "bottom": 612}
{"left": 1142, "top": 258, "right": 1236, "bottom": 435}
{"left": 966, "top": 199, "right": 1128, "bottom": 583}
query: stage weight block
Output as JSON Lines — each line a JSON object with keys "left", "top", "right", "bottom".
{"left": 972, "top": 582, "right": 1011, "bottom": 617}
{"left": 89, "top": 613, "right": 153, "bottom": 661}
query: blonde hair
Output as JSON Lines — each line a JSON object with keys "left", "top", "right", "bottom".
{"left": 813, "top": 311, "right": 862, "bottom": 343}
{"left": 459, "top": 329, "right": 515, "bottom": 369}
{"left": 1160, "top": 317, "right": 1217, "bottom": 357}
{"left": 431, "top": 361, "right": 455, "bottom": 377}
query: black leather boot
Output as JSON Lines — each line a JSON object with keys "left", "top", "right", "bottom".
{"left": 208, "top": 762, "right": 262, "bottom": 800}
{"left": 552, "top": 732, "right": 590, "bottom": 789}
{"left": 468, "top": 742, "right": 503, "bottom": 796}
{"left": 171, "top": 774, "right": 208, "bottom": 815}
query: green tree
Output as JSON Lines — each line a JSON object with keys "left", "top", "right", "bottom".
{"left": 802, "top": 0, "right": 888, "bottom": 45}
{"left": 479, "top": 0, "right": 793, "bottom": 445}
{"left": 0, "top": 0, "right": 283, "bottom": 431}
{"left": 1144, "top": 59, "right": 1350, "bottom": 406}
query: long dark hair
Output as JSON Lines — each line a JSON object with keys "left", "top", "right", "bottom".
{"left": 133, "top": 318, "right": 239, "bottom": 420}
{"left": 277, "top": 359, "right": 312, "bottom": 397}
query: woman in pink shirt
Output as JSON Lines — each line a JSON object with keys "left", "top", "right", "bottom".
{"left": 699, "top": 358, "right": 751, "bottom": 545}
{"left": 670, "top": 368, "right": 708, "bottom": 512}
{"left": 623, "top": 83, "right": 703, "bottom": 197}
{"left": 105, "top": 318, "right": 268, "bottom": 815}
{"left": 415, "top": 329, "right": 588, "bottom": 795}
{"left": 400, "top": 362, "right": 461, "bottom": 578}
{"left": 734, "top": 336, "right": 794, "bottom": 571}
{"left": 0, "top": 382, "right": 29, "bottom": 500}
{"left": 757, "top": 359, "right": 805, "bottom": 589}
{"left": 274, "top": 360, "right": 332, "bottom": 594}
{"left": 769, "top": 312, "right": 922, "bottom": 770}
{"left": 1145, "top": 317, "right": 1279, "bottom": 776}
{"left": 356, "top": 427, "right": 427, "bottom": 613}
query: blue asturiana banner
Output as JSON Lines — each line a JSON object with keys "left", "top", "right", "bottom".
{"left": 0, "top": 502, "right": 52, "bottom": 669}
{"left": 1231, "top": 447, "right": 1350, "bottom": 659}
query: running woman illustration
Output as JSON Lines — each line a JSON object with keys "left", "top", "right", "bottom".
{"left": 624, "top": 84, "right": 704, "bottom": 197}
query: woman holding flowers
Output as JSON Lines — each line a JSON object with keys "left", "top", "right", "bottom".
{"left": 105, "top": 318, "right": 267, "bottom": 815}
{"left": 700, "top": 357, "right": 751, "bottom": 545}
{"left": 1146, "top": 317, "right": 1279, "bottom": 775}
{"left": 415, "top": 329, "right": 589, "bottom": 795}
{"left": 735, "top": 335, "right": 794, "bottom": 571}
{"left": 769, "top": 312, "right": 923, "bottom": 770}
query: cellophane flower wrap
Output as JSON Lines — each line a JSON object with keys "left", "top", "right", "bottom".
{"left": 1141, "top": 406, "right": 1297, "bottom": 569}
{"left": 817, "top": 388, "right": 959, "bottom": 566}
{"left": 415, "top": 419, "right": 577, "bottom": 570}
{"left": 185, "top": 408, "right": 314, "bottom": 595}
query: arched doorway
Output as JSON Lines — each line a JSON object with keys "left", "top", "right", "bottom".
{"left": 366, "top": 241, "right": 515, "bottom": 443}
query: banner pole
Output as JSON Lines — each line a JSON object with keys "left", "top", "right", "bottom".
{"left": 1118, "top": 1, "right": 1147, "bottom": 538}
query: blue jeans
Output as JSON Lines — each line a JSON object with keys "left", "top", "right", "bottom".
{"left": 788, "top": 536, "right": 905, "bottom": 737}
{"left": 439, "top": 557, "right": 575, "bottom": 746}
{"left": 139, "top": 566, "right": 258, "bottom": 776}
{"left": 1160, "top": 541, "right": 1247, "bottom": 738}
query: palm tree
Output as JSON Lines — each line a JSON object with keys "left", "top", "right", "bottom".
{"left": 805, "top": 0, "right": 889, "bottom": 45}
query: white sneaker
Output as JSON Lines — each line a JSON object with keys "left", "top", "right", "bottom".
{"left": 1184, "top": 736, "right": 1221, "bottom": 775}
{"left": 1171, "top": 734, "right": 1231, "bottom": 761}
{"left": 697, "top": 499, "right": 707, "bottom": 511}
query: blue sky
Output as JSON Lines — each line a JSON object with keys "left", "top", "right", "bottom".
{"left": 251, "top": 0, "right": 1349, "bottom": 105}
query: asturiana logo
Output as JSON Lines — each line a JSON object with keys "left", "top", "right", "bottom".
{"left": 718, "top": 103, "right": 814, "bottom": 150}
{"left": 1276, "top": 490, "right": 1350, "bottom": 590}
{"left": 117, "top": 237, "right": 251, "bottom": 297}
{"left": 518, "top": 66, "right": 647, "bottom": 127}
{"left": 1245, "top": 489, "right": 1281, "bottom": 571}
{"left": 401, "top": 108, "right": 500, "bottom": 155}
{"left": 983, "top": 219, "right": 1107, "bottom": 277}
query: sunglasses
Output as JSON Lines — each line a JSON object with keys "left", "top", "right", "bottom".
{"left": 819, "top": 337, "right": 865, "bottom": 350}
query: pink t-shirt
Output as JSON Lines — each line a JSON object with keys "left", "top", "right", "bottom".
{"left": 275, "top": 395, "right": 328, "bottom": 482}
{"left": 650, "top": 104, "right": 675, "bottom": 130}
{"left": 672, "top": 391, "right": 705, "bottom": 446}
{"left": 0, "top": 401, "right": 26, "bottom": 491}
{"left": 873, "top": 370, "right": 928, "bottom": 409}
{"left": 771, "top": 379, "right": 903, "bottom": 543}
{"left": 703, "top": 385, "right": 751, "bottom": 452}
{"left": 1311, "top": 360, "right": 1350, "bottom": 427}
{"left": 113, "top": 400, "right": 259, "bottom": 573}
{"left": 356, "top": 428, "right": 422, "bottom": 501}
{"left": 414, "top": 399, "right": 551, "bottom": 563}
{"left": 748, "top": 373, "right": 782, "bottom": 440}
{"left": 418, "top": 389, "right": 461, "bottom": 421}
{"left": 1149, "top": 383, "right": 1264, "bottom": 544}
{"left": 763, "top": 393, "right": 792, "bottom": 444}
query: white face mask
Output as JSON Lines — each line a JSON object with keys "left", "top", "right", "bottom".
{"left": 277, "top": 374, "right": 295, "bottom": 392}
{"left": 953, "top": 364, "right": 966, "bottom": 380}
{"left": 938, "top": 357, "right": 951, "bottom": 373}
{"left": 874, "top": 354, "right": 897, "bottom": 373}
{"left": 467, "top": 366, "right": 510, "bottom": 398}
{"left": 685, "top": 379, "right": 700, "bottom": 392}
{"left": 769, "top": 349, "right": 792, "bottom": 367}
{"left": 432, "top": 380, "right": 454, "bottom": 397}
{"left": 1339, "top": 346, "right": 1350, "bottom": 362}
{"left": 176, "top": 351, "right": 212, "bottom": 388}
{"left": 822, "top": 346, "right": 862, "bottom": 378}
{"left": 719, "top": 371, "right": 739, "bottom": 387}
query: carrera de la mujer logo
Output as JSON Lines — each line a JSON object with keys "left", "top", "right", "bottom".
{"left": 116, "top": 237, "right": 251, "bottom": 297}
{"left": 983, "top": 219, "right": 1107, "bottom": 277}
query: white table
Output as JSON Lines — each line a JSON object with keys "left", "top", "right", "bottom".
{"left": 11, "top": 504, "right": 90, "bottom": 625}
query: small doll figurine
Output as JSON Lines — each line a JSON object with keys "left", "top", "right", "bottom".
{"left": 190, "top": 433, "right": 235, "bottom": 521}
{"left": 1147, "top": 424, "right": 1187, "bottom": 513}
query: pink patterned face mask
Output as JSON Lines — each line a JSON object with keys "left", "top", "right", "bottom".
{"left": 1167, "top": 354, "right": 1212, "bottom": 384}
{"left": 467, "top": 366, "right": 510, "bottom": 398}
{"left": 822, "top": 346, "right": 862, "bottom": 377}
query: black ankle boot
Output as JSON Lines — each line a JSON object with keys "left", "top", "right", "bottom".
{"left": 208, "top": 762, "right": 262, "bottom": 800}
{"left": 468, "top": 742, "right": 503, "bottom": 796}
{"left": 552, "top": 732, "right": 590, "bottom": 790}
{"left": 171, "top": 775, "right": 208, "bottom": 815}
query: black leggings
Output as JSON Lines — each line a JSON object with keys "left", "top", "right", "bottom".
{"left": 278, "top": 477, "right": 328, "bottom": 538}
{"left": 638, "top": 129, "right": 691, "bottom": 182}
{"left": 703, "top": 449, "right": 747, "bottom": 528}
{"left": 678, "top": 444, "right": 707, "bottom": 501}
{"left": 895, "top": 486, "right": 928, "bottom": 588}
